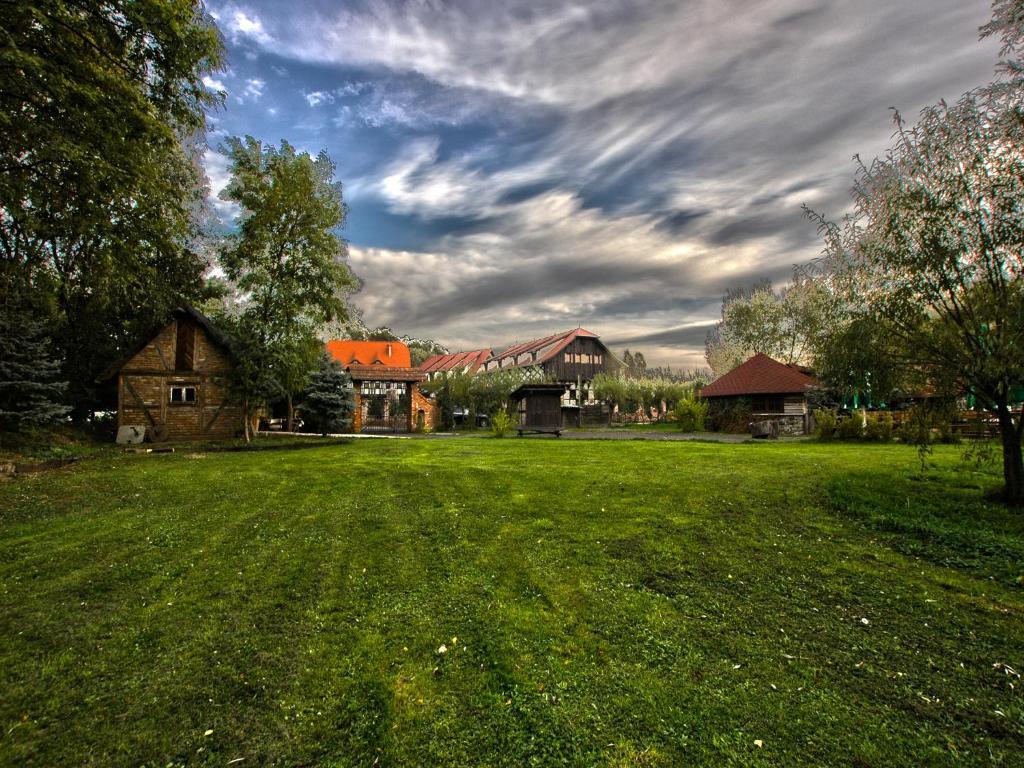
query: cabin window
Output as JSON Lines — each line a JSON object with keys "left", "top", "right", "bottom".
{"left": 751, "top": 395, "right": 784, "bottom": 413}
{"left": 170, "top": 385, "right": 197, "bottom": 405}
{"left": 564, "top": 352, "right": 571, "bottom": 363}
{"left": 595, "top": 354, "right": 603, "bottom": 364}
{"left": 175, "top": 321, "right": 195, "bottom": 370}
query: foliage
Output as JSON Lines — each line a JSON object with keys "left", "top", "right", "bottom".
{"left": 671, "top": 397, "right": 707, "bottom": 432}
{"left": 836, "top": 413, "right": 865, "bottom": 441}
{"left": 620, "top": 349, "right": 647, "bottom": 378}
{"left": 814, "top": 409, "right": 839, "bottom": 441}
{"left": 592, "top": 372, "right": 697, "bottom": 421}
{"left": 864, "top": 412, "right": 895, "bottom": 443}
{"left": 0, "top": 1, "right": 225, "bottom": 418}
{"left": 808, "top": 5, "right": 1024, "bottom": 503}
{"left": 705, "top": 274, "right": 837, "bottom": 377}
{"left": 707, "top": 398, "right": 752, "bottom": 434}
{"left": 218, "top": 137, "right": 357, "bottom": 438}
{"left": 813, "top": 316, "right": 907, "bottom": 406}
{"left": 422, "top": 367, "right": 545, "bottom": 429}
{"left": 299, "top": 356, "right": 354, "bottom": 435}
{"left": 0, "top": 299, "right": 68, "bottom": 438}
{"left": 1, "top": 441, "right": 1021, "bottom": 765}
{"left": 490, "top": 409, "right": 513, "bottom": 438}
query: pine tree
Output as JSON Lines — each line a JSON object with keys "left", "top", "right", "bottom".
{"left": 300, "top": 356, "right": 355, "bottom": 435}
{"left": 0, "top": 304, "right": 69, "bottom": 435}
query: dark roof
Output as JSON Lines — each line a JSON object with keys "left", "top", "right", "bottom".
{"left": 347, "top": 364, "right": 426, "bottom": 383}
{"left": 419, "top": 348, "right": 492, "bottom": 374}
{"left": 700, "top": 353, "right": 819, "bottom": 398}
{"left": 326, "top": 340, "right": 412, "bottom": 368}
{"left": 487, "top": 328, "right": 604, "bottom": 369}
{"left": 510, "top": 383, "right": 567, "bottom": 399}
{"left": 96, "top": 304, "right": 234, "bottom": 382}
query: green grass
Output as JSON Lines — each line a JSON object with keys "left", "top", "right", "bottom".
{"left": 0, "top": 440, "right": 1022, "bottom": 766}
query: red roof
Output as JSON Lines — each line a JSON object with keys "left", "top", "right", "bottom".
{"left": 701, "top": 353, "right": 819, "bottom": 398}
{"left": 419, "top": 348, "right": 493, "bottom": 374}
{"left": 487, "top": 328, "right": 601, "bottom": 369}
{"left": 325, "top": 340, "right": 411, "bottom": 368}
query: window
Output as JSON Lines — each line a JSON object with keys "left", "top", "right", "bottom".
{"left": 564, "top": 352, "right": 572, "bottom": 363}
{"left": 170, "top": 385, "right": 197, "bottom": 404}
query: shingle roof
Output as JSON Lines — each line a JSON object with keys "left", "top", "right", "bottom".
{"left": 487, "top": 328, "right": 601, "bottom": 369}
{"left": 419, "top": 348, "right": 493, "bottom": 374}
{"left": 700, "top": 353, "right": 819, "bottom": 398}
{"left": 325, "top": 340, "right": 412, "bottom": 368}
{"left": 347, "top": 365, "right": 426, "bottom": 383}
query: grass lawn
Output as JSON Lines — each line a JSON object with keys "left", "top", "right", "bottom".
{"left": 1, "top": 439, "right": 1022, "bottom": 766}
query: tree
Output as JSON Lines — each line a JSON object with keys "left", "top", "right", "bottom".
{"left": 810, "top": 3, "right": 1024, "bottom": 503}
{"left": 704, "top": 275, "right": 835, "bottom": 378}
{"left": 300, "top": 356, "right": 354, "bottom": 435}
{"left": 0, "top": 299, "right": 68, "bottom": 439}
{"left": 218, "top": 137, "right": 357, "bottom": 439}
{"left": 1, "top": 2, "right": 225, "bottom": 418}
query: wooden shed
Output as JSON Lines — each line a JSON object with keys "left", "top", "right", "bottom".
{"left": 510, "top": 384, "right": 566, "bottom": 436}
{"left": 98, "top": 305, "right": 243, "bottom": 441}
{"left": 700, "top": 353, "right": 819, "bottom": 435}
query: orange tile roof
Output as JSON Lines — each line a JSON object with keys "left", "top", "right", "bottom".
{"left": 419, "top": 348, "right": 493, "bottom": 374}
{"left": 325, "top": 340, "right": 412, "bottom": 368}
{"left": 701, "top": 353, "right": 819, "bottom": 397}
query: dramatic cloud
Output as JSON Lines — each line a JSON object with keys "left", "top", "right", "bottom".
{"left": 203, "top": 0, "right": 1000, "bottom": 367}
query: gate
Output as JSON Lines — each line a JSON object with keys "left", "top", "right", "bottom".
{"left": 360, "top": 386, "right": 411, "bottom": 433}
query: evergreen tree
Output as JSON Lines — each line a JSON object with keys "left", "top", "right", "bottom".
{"left": 0, "top": 303, "right": 69, "bottom": 437}
{"left": 300, "top": 356, "right": 355, "bottom": 435}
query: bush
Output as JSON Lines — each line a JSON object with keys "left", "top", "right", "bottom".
{"left": 490, "top": 409, "right": 514, "bottom": 438}
{"left": 673, "top": 397, "right": 707, "bottom": 432}
{"left": 814, "top": 409, "right": 838, "bottom": 441}
{"left": 864, "top": 412, "right": 894, "bottom": 442}
{"left": 836, "top": 413, "right": 865, "bottom": 440}
{"left": 708, "top": 399, "right": 752, "bottom": 433}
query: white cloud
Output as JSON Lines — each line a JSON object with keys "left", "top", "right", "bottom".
{"left": 201, "top": 149, "right": 240, "bottom": 224}
{"left": 304, "top": 90, "right": 332, "bottom": 107}
{"left": 217, "top": 5, "right": 273, "bottom": 45}
{"left": 202, "top": 75, "right": 226, "bottom": 92}
{"left": 241, "top": 77, "right": 265, "bottom": 102}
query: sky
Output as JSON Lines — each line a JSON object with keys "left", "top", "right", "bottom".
{"left": 201, "top": 0, "right": 1001, "bottom": 368}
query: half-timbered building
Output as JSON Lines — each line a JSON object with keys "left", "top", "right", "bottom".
{"left": 99, "top": 306, "right": 243, "bottom": 441}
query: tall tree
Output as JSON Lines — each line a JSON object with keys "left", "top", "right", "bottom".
{"left": 0, "top": 1, "right": 225, "bottom": 417}
{"left": 704, "top": 275, "right": 835, "bottom": 378}
{"left": 219, "top": 137, "right": 357, "bottom": 439}
{"left": 810, "top": 3, "right": 1024, "bottom": 503}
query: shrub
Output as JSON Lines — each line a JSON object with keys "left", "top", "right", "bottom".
{"left": 673, "top": 397, "right": 708, "bottom": 432}
{"left": 814, "top": 409, "right": 838, "bottom": 441}
{"left": 864, "top": 412, "right": 894, "bottom": 442}
{"left": 836, "top": 412, "right": 865, "bottom": 440}
{"left": 490, "top": 409, "right": 514, "bottom": 438}
{"left": 708, "top": 399, "right": 752, "bottom": 433}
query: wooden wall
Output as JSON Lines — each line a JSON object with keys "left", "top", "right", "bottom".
{"left": 542, "top": 336, "right": 618, "bottom": 382}
{"left": 117, "top": 317, "right": 243, "bottom": 440}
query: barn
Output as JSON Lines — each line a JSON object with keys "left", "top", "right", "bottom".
{"left": 700, "top": 353, "right": 820, "bottom": 435}
{"left": 98, "top": 305, "right": 243, "bottom": 442}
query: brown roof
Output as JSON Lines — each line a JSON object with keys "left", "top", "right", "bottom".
{"left": 701, "top": 353, "right": 819, "bottom": 398}
{"left": 325, "top": 340, "right": 412, "bottom": 368}
{"left": 487, "top": 328, "right": 602, "bottom": 369}
{"left": 419, "top": 348, "right": 493, "bottom": 374}
{"left": 96, "top": 304, "right": 234, "bottom": 382}
{"left": 347, "top": 364, "right": 426, "bottom": 383}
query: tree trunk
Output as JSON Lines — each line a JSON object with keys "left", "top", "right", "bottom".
{"left": 242, "top": 399, "right": 251, "bottom": 443}
{"left": 287, "top": 394, "right": 294, "bottom": 433}
{"left": 996, "top": 405, "right": 1023, "bottom": 506}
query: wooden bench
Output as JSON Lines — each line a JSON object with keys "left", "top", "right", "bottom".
{"left": 516, "top": 427, "right": 562, "bottom": 438}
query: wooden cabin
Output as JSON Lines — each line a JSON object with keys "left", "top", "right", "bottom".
{"left": 510, "top": 384, "right": 567, "bottom": 436}
{"left": 98, "top": 306, "right": 243, "bottom": 441}
{"left": 700, "top": 353, "right": 819, "bottom": 435}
